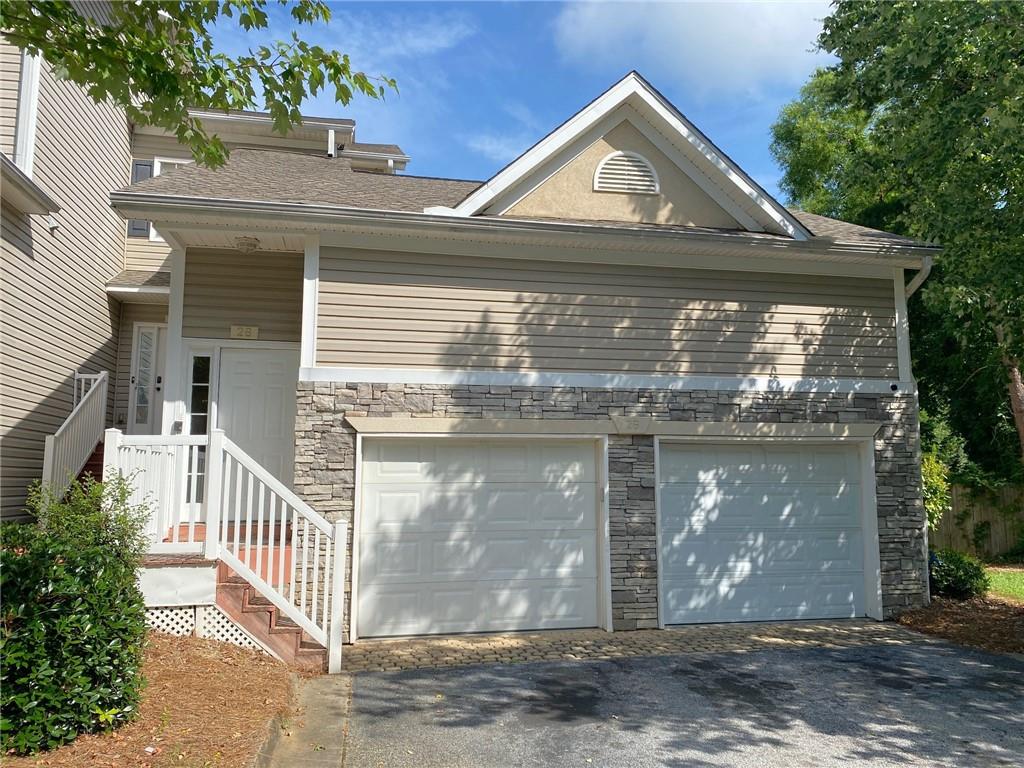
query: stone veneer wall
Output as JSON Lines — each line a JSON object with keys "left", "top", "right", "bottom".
{"left": 295, "top": 382, "right": 927, "bottom": 633}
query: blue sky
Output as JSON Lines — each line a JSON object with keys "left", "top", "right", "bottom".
{"left": 216, "top": 1, "right": 833, "bottom": 200}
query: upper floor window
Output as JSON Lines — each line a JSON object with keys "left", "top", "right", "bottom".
{"left": 593, "top": 151, "right": 660, "bottom": 195}
{"left": 126, "top": 157, "right": 194, "bottom": 239}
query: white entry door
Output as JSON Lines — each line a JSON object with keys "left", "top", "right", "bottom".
{"left": 128, "top": 324, "right": 166, "bottom": 434}
{"left": 358, "top": 438, "right": 600, "bottom": 638}
{"left": 217, "top": 347, "right": 299, "bottom": 485}
{"left": 659, "top": 443, "right": 866, "bottom": 624}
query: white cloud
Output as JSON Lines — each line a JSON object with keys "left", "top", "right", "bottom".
{"left": 553, "top": 1, "right": 831, "bottom": 97}
{"left": 464, "top": 133, "right": 529, "bottom": 164}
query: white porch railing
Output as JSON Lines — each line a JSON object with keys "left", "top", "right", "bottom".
{"left": 103, "top": 429, "right": 347, "bottom": 672}
{"left": 42, "top": 370, "right": 109, "bottom": 496}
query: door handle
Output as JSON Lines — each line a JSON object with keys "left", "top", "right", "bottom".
{"left": 155, "top": 375, "right": 162, "bottom": 392}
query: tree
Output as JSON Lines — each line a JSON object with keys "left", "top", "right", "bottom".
{"left": 0, "top": 1, "right": 396, "bottom": 167}
{"left": 772, "top": 1, "right": 1024, "bottom": 476}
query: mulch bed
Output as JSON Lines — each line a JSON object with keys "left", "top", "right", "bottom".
{"left": 897, "top": 595, "right": 1024, "bottom": 655}
{"left": 6, "top": 633, "right": 294, "bottom": 768}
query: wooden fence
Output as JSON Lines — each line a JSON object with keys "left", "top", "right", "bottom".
{"left": 930, "top": 484, "right": 1024, "bottom": 557}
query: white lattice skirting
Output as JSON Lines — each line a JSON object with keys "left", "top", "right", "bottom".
{"left": 145, "top": 605, "right": 281, "bottom": 660}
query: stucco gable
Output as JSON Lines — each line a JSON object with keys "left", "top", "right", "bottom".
{"left": 506, "top": 118, "right": 741, "bottom": 229}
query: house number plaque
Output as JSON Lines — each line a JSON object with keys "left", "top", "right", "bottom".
{"left": 230, "top": 325, "right": 260, "bottom": 340}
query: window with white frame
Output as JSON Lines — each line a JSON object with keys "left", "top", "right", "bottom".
{"left": 126, "top": 157, "right": 194, "bottom": 239}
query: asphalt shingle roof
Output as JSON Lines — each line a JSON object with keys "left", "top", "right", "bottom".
{"left": 119, "top": 149, "right": 931, "bottom": 248}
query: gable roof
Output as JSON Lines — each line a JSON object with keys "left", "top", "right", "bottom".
{"left": 116, "top": 147, "right": 931, "bottom": 252}
{"left": 448, "top": 71, "right": 812, "bottom": 240}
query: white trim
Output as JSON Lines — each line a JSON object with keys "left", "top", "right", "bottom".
{"left": 161, "top": 248, "right": 186, "bottom": 434}
{"left": 349, "top": 431, "right": 363, "bottom": 644}
{"left": 598, "top": 435, "right": 613, "bottom": 632}
{"left": 351, "top": 433, "right": 609, "bottom": 641}
{"left": 452, "top": 72, "right": 811, "bottom": 240}
{"left": 654, "top": 436, "right": 665, "bottom": 629}
{"left": 654, "top": 434, "right": 885, "bottom": 623}
{"left": 105, "top": 285, "right": 171, "bottom": 296}
{"left": 300, "top": 235, "right": 320, "bottom": 369}
{"left": 301, "top": 366, "right": 913, "bottom": 395}
{"left": 13, "top": 50, "right": 41, "bottom": 177}
{"left": 893, "top": 268, "right": 913, "bottom": 382}
{"left": 905, "top": 255, "right": 933, "bottom": 297}
{"left": 593, "top": 149, "right": 660, "bottom": 195}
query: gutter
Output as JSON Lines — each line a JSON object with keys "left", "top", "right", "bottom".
{"left": 109, "top": 191, "right": 941, "bottom": 266}
{"left": 905, "top": 254, "right": 934, "bottom": 297}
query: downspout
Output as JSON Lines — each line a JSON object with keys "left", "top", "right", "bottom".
{"left": 905, "top": 254, "right": 933, "bottom": 297}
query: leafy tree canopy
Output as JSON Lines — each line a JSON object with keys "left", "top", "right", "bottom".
{"left": 772, "top": 0, "right": 1024, "bottom": 479}
{"left": 0, "top": 0, "right": 396, "bottom": 166}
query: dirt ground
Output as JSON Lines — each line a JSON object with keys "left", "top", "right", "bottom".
{"left": 897, "top": 595, "right": 1024, "bottom": 655}
{"left": 5, "top": 633, "right": 294, "bottom": 768}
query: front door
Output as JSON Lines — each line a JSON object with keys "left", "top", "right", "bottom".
{"left": 128, "top": 324, "right": 167, "bottom": 434}
{"left": 216, "top": 347, "right": 300, "bottom": 485}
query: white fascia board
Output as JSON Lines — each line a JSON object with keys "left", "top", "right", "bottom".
{"left": 451, "top": 72, "right": 811, "bottom": 240}
{"left": 299, "top": 366, "right": 915, "bottom": 395}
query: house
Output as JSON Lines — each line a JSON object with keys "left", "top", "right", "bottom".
{"left": 4, "top": 55, "right": 936, "bottom": 673}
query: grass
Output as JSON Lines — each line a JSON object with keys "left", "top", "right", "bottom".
{"left": 986, "top": 565, "right": 1024, "bottom": 603}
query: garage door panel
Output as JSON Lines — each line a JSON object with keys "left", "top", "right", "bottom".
{"left": 660, "top": 530, "right": 864, "bottom": 578}
{"left": 659, "top": 442, "right": 866, "bottom": 625}
{"left": 361, "top": 578, "right": 598, "bottom": 636}
{"left": 362, "top": 439, "right": 595, "bottom": 484}
{"left": 663, "top": 575, "right": 863, "bottom": 622}
{"left": 363, "top": 482, "right": 598, "bottom": 532}
{"left": 660, "top": 445, "right": 859, "bottom": 485}
{"left": 360, "top": 530, "right": 598, "bottom": 583}
{"left": 659, "top": 485, "right": 860, "bottom": 530}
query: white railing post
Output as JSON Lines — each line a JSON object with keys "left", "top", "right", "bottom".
{"left": 204, "top": 429, "right": 225, "bottom": 560}
{"left": 328, "top": 519, "right": 347, "bottom": 674}
{"left": 41, "top": 435, "right": 56, "bottom": 489}
{"left": 101, "top": 428, "right": 122, "bottom": 482}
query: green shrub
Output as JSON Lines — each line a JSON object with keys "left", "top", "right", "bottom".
{"left": 929, "top": 548, "right": 990, "bottom": 600}
{"left": 0, "top": 476, "right": 150, "bottom": 755}
{"left": 921, "top": 451, "right": 952, "bottom": 531}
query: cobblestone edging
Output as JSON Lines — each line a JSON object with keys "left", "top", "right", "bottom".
{"left": 294, "top": 383, "right": 927, "bottom": 630}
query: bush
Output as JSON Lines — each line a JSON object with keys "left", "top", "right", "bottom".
{"left": 929, "top": 548, "right": 991, "bottom": 600}
{"left": 0, "top": 476, "right": 150, "bottom": 755}
{"left": 921, "top": 451, "right": 952, "bottom": 531}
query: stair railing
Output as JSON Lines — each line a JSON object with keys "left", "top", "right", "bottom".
{"left": 42, "top": 370, "right": 109, "bottom": 497}
{"left": 103, "top": 428, "right": 347, "bottom": 672}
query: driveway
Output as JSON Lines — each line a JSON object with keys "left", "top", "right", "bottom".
{"left": 269, "top": 628, "right": 1024, "bottom": 768}
{"left": 338, "top": 643, "right": 1023, "bottom": 767}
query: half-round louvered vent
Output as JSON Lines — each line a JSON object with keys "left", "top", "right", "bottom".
{"left": 593, "top": 151, "right": 660, "bottom": 195}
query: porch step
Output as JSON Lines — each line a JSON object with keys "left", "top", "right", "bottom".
{"left": 77, "top": 441, "right": 104, "bottom": 483}
{"left": 215, "top": 564, "right": 326, "bottom": 672}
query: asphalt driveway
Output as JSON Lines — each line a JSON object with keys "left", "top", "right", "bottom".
{"left": 336, "top": 642, "right": 1024, "bottom": 768}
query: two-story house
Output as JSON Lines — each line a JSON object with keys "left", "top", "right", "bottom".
{"left": 2, "top": 32, "right": 936, "bottom": 674}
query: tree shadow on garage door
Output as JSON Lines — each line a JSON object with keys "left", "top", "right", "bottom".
{"left": 345, "top": 644, "right": 1024, "bottom": 767}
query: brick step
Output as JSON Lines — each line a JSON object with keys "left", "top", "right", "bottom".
{"left": 77, "top": 442, "right": 104, "bottom": 482}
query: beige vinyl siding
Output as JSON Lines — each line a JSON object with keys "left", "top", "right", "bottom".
{"left": 182, "top": 248, "right": 302, "bottom": 341}
{"left": 316, "top": 249, "right": 899, "bottom": 379}
{"left": 113, "top": 303, "right": 167, "bottom": 428}
{"left": 0, "top": 37, "right": 20, "bottom": 158}
{"left": 0, "top": 53, "right": 131, "bottom": 517}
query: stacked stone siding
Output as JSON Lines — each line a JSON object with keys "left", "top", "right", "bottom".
{"left": 295, "top": 382, "right": 927, "bottom": 633}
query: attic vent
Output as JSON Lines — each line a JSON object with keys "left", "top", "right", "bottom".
{"left": 593, "top": 151, "right": 660, "bottom": 195}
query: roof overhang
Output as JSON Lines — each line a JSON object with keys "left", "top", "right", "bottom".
{"left": 104, "top": 269, "right": 170, "bottom": 305}
{"left": 110, "top": 191, "right": 939, "bottom": 276}
{"left": 448, "top": 72, "right": 814, "bottom": 241}
{"left": 1, "top": 154, "right": 60, "bottom": 214}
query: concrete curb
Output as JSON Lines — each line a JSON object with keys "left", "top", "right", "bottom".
{"left": 252, "top": 673, "right": 302, "bottom": 768}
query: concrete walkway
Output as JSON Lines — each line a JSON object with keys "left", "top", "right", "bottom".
{"left": 341, "top": 619, "right": 932, "bottom": 673}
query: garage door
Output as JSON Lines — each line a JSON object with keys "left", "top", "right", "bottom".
{"left": 358, "top": 438, "right": 600, "bottom": 638}
{"left": 659, "top": 443, "right": 865, "bottom": 623}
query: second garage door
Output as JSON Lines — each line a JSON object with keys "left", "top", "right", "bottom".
{"left": 358, "top": 438, "right": 600, "bottom": 638}
{"left": 659, "top": 442, "right": 866, "bottom": 624}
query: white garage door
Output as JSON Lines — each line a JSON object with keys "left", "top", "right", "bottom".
{"left": 358, "top": 438, "right": 600, "bottom": 638}
{"left": 659, "top": 443, "right": 865, "bottom": 623}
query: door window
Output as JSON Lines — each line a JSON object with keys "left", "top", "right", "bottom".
{"left": 132, "top": 328, "right": 156, "bottom": 429}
